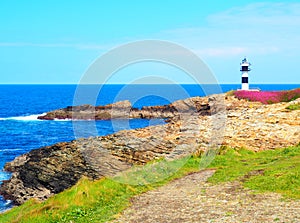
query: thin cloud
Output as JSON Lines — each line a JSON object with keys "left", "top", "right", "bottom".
{"left": 1, "top": 2, "right": 298, "bottom": 58}
{"left": 194, "top": 46, "right": 279, "bottom": 57}
{"left": 0, "top": 42, "right": 109, "bottom": 50}
{"left": 196, "top": 47, "right": 248, "bottom": 57}
{"left": 160, "top": 2, "right": 300, "bottom": 58}
{"left": 208, "top": 2, "right": 300, "bottom": 26}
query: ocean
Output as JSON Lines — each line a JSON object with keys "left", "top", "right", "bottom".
{"left": 0, "top": 84, "right": 298, "bottom": 211}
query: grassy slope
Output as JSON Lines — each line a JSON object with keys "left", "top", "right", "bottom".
{"left": 209, "top": 146, "right": 300, "bottom": 199}
{"left": 1, "top": 145, "right": 299, "bottom": 223}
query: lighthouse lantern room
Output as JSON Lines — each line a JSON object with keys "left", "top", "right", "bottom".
{"left": 240, "top": 57, "right": 251, "bottom": 90}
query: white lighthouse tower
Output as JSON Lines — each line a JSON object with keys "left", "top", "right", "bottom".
{"left": 240, "top": 57, "right": 251, "bottom": 90}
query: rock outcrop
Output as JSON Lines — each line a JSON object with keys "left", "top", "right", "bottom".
{"left": 1, "top": 95, "right": 299, "bottom": 205}
{"left": 37, "top": 98, "right": 212, "bottom": 120}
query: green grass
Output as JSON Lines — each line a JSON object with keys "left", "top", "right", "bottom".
{"left": 0, "top": 156, "right": 201, "bottom": 223}
{"left": 286, "top": 103, "right": 300, "bottom": 110}
{"left": 1, "top": 145, "right": 300, "bottom": 222}
{"left": 208, "top": 146, "right": 300, "bottom": 199}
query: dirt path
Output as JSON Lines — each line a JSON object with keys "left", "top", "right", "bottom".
{"left": 112, "top": 170, "right": 300, "bottom": 223}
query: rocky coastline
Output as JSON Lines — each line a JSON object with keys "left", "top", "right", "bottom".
{"left": 1, "top": 94, "right": 299, "bottom": 205}
{"left": 37, "top": 98, "right": 212, "bottom": 120}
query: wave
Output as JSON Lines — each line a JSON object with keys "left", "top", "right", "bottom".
{"left": 0, "top": 113, "right": 47, "bottom": 121}
{"left": 0, "top": 115, "right": 91, "bottom": 122}
{"left": 53, "top": 118, "right": 72, "bottom": 121}
{"left": 0, "top": 115, "right": 112, "bottom": 122}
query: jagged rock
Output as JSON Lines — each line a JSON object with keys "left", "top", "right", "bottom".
{"left": 1, "top": 94, "right": 300, "bottom": 205}
{"left": 37, "top": 97, "right": 211, "bottom": 120}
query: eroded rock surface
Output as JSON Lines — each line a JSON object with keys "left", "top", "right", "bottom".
{"left": 37, "top": 97, "right": 211, "bottom": 120}
{"left": 1, "top": 95, "right": 299, "bottom": 205}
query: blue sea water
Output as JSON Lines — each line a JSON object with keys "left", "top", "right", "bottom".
{"left": 0, "top": 84, "right": 298, "bottom": 212}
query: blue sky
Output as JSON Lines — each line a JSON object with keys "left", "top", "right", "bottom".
{"left": 0, "top": 0, "right": 299, "bottom": 84}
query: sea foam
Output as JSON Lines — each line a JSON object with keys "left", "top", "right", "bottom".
{"left": 0, "top": 113, "right": 47, "bottom": 121}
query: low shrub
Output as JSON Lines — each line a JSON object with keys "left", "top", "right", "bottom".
{"left": 286, "top": 103, "right": 300, "bottom": 110}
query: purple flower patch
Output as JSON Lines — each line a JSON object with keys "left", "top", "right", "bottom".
{"left": 234, "top": 88, "right": 300, "bottom": 104}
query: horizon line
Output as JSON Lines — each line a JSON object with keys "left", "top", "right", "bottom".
{"left": 0, "top": 83, "right": 299, "bottom": 85}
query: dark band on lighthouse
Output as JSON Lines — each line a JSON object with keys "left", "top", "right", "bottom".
{"left": 242, "top": 77, "right": 248, "bottom": 83}
{"left": 241, "top": 66, "right": 250, "bottom": 71}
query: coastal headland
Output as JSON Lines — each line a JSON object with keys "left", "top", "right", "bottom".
{"left": 1, "top": 93, "right": 299, "bottom": 205}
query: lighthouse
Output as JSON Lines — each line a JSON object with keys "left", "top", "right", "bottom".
{"left": 240, "top": 57, "right": 251, "bottom": 90}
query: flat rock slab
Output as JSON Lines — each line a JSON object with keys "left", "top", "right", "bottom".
{"left": 113, "top": 170, "right": 300, "bottom": 223}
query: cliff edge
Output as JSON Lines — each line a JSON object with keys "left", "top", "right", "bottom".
{"left": 1, "top": 95, "right": 299, "bottom": 205}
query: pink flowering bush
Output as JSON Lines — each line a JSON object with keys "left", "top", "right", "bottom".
{"left": 234, "top": 88, "right": 300, "bottom": 104}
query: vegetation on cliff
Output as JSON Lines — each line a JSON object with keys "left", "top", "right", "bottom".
{"left": 234, "top": 88, "right": 300, "bottom": 104}
{"left": 286, "top": 103, "right": 300, "bottom": 110}
{"left": 209, "top": 145, "right": 300, "bottom": 199}
{"left": 1, "top": 145, "right": 299, "bottom": 223}
{"left": 1, "top": 94, "right": 299, "bottom": 222}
